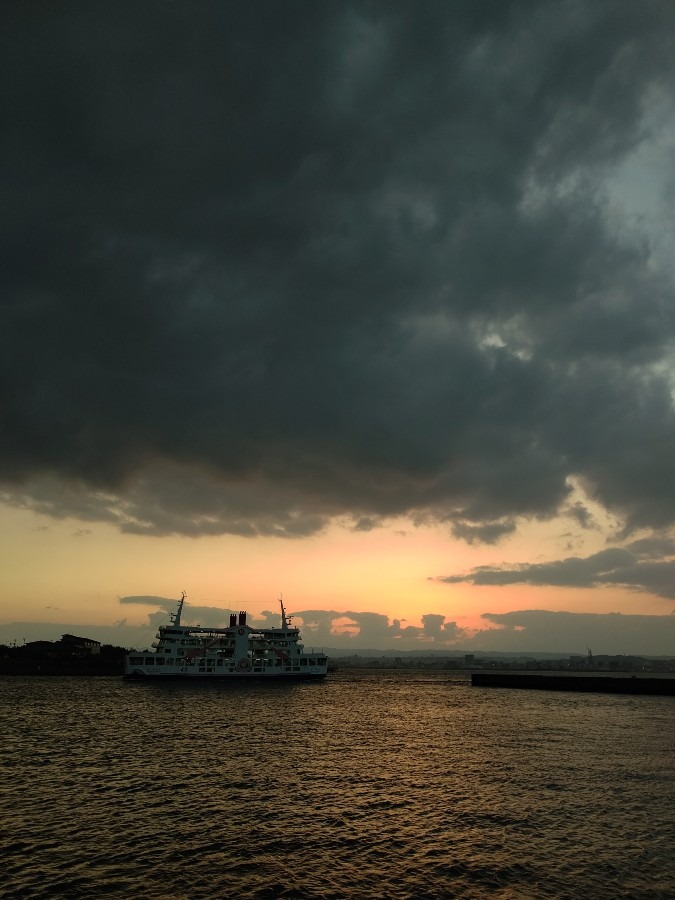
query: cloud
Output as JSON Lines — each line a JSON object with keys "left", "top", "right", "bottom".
{"left": 563, "top": 501, "right": 596, "bottom": 530}
{"left": 119, "top": 595, "right": 178, "bottom": 612}
{"left": 473, "top": 609, "right": 675, "bottom": 656}
{"left": 2, "top": 2, "right": 675, "bottom": 540}
{"left": 117, "top": 598, "right": 471, "bottom": 647}
{"left": 436, "top": 535, "right": 675, "bottom": 599}
{"left": 39, "top": 596, "right": 470, "bottom": 650}
{"left": 292, "top": 608, "right": 471, "bottom": 648}
{"left": 4, "top": 597, "right": 674, "bottom": 655}
{"left": 119, "top": 595, "right": 243, "bottom": 628}
{"left": 451, "top": 519, "right": 517, "bottom": 545}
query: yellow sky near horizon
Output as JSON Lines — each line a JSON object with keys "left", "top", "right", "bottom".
{"left": 1, "top": 500, "right": 667, "bottom": 634}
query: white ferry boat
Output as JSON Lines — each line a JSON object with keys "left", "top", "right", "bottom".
{"left": 124, "top": 594, "right": 329, "bottom": 680}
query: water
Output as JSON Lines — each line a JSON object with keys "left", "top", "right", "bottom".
{"left": 2, "top": 671, "right": 674, "bottom": 899}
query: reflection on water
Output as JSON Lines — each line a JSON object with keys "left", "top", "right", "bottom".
{"left": 2, "top": 671, "right": 674, "bottom": 898}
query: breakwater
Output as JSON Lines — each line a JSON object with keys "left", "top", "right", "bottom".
{"left": 472, "top": 672, "right": 675, "bottom": 695}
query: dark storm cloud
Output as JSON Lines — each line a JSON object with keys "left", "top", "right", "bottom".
{"left": 437, "top": 536, "right": 675, "bottom": 599}
{"left": 3, "top": 1, "right": 675, "bottom": 538}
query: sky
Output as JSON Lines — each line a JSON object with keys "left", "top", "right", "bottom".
{"left": 2, "top": 1, "right": 675, "bottom": 656}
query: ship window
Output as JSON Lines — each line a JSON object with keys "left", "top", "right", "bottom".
{"left": 155, "top": 658, "right": 164, "bottom": 665}
{"left": 217, "top": 660, "right": 223, "bottom": 666}
{"left": 166, "top": 659, "right": 173, "bottom": 665}
{"left": 309, "top": 659, "right": 316, "bottom": 666}
{"left": 130, "top": 657, "right": 143, "bottom": 665}
{"left": 300, "top": 658, "right": 307, "bottom": 666}
{"left": 145, "top": 658, "right": 155, "bottom": 665}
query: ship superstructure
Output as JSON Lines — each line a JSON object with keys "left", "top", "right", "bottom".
{"left": 124, "top": 594, "right": 328, "bottom": 679}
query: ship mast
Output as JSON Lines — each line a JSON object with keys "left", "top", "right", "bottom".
{"left": 279, "top": 595, "right": 288, "bottom": 630}
{"left": 171, "top": 592, "right": 186, "bottom": 627}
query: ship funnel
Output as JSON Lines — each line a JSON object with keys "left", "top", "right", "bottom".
{"left": 229, "top": 613, "right": 237, "bottom": 627}
{"left": 238, "top": 611, "right": 246, "bottom": 626}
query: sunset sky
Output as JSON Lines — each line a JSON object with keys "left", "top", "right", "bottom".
{"left": 3, "top": 2, "right": 675, "bottom": 655}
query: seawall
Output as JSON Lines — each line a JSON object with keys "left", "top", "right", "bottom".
{"left": 471, "top": 673, "right": 675, "bottom": 696}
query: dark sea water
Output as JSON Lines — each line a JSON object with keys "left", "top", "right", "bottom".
{"left": 2, "top": 671, "right": 674, "bottom": 899}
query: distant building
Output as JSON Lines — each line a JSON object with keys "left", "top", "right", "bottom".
{"left": 60, "top": 634, "right": 101, "bottom": 656}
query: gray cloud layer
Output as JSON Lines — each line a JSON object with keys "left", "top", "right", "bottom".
{"left": 3, "top": 2, "right": 675, "bottom": 538}
{"left": 476, "top": 609, "right": 675, "bottom": 656}
{"left": 437, "top": 536, "right": 675, "bottom": 599}
{"left": 3, "top": 597, "right": 674, "bottom": 656}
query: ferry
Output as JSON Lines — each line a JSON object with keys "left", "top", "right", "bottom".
{"left": 124, "top": 593, "right": 328, "bottom": 680}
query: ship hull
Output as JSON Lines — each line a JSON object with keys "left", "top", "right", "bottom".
{"left": 123, "top": 671, "right": 327, "bottom": 681}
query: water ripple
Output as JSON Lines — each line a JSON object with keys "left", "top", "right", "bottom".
{"left": 2, "top": 673, "right": 674, "bottom": 898}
